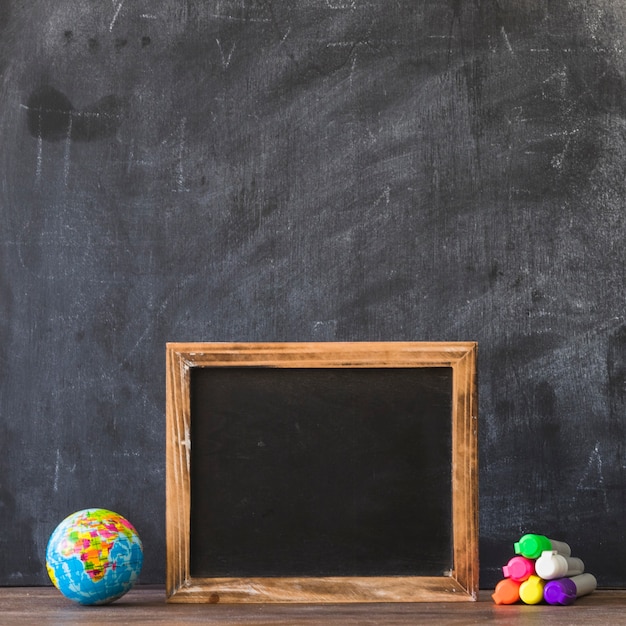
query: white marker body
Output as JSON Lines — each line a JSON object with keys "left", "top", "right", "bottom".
{"left": 535, "top": 551, "right": 584, "bottom": 580}
{"left": 572, "top": 573, "right": 598, "bottom": 597}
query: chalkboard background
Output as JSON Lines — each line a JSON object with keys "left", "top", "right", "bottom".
{"left": 1, "top": 0, "right": 625, "bottom": 589}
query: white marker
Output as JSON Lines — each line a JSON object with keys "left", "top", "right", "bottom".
{"left": 535, "top": 550, "right": 584, "bottom": 580}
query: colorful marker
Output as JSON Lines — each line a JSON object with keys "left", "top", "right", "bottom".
{"left": 534, "top": 550, "right": 584, "bottom": 580}
{"left": 514, "top": 534, "right": 571, "bottom": 559}
{"left": 543, "top": 573, "right": 598, "bottom": 606}
{"left": 502, "top": 555, "right": 535, "bottom": 582}
{"left": 519, "top": 575, "right": 545, "bottom": 605}
{"left": 492, "top": 578, "right": 521, "bottom": 605}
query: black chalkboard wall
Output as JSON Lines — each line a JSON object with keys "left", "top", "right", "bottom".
{"left": 1, "top": 0, "right": 625, "bottom": 590}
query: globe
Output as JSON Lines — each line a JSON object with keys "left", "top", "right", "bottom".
{"left": 46, "top": 508, "right": 143, "bottom": 605}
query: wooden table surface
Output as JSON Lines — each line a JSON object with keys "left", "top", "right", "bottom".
{"left": 2, "top": 586, "right": 626, "bottom": 625}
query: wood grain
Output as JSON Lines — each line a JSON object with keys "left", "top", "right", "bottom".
{"left": 168, "top": 576, "right": 470, "bottom": 604}
{"left": 3, "top": 587, "right": 626, "bottom": 625}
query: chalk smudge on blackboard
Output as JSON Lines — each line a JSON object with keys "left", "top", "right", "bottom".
{"left": 312, "top": 320, "right": 338, "bottom": 340}
{"left": 374, "top": 185, "right": 391, "bottom": 207}
{"left": 216, "top": 38, "right": 236, "bottom": 69}
{"left": 279, "top": 27, "right": 291, "bottom": 45}
{"left": 24, "top": 86, "right": 72, "bottom": 141}
{"left": 500, "top": 26, "right": 514, "bottom": 55}
{"left": 25, "top": 86, "right": 123, "bottom": 143}
{"left": 35, "top": 114, "right": 43, "bottom": 186}
{"left": 109, "top": 0, "right": 126, "bottom": 32}
{"left": 209, "top": 1, "right": 272, "bottom": 24}
{"left": 53, "top": 449, "right": 61, "bottom": 493}
{"left": 175, "top": 117, "right": 189, "bottom": 193}
{"left": 326, "top": 0, "right": 357, "bottom": 9}
{"left": 127, "top": 139, "right": 135, "bottom": 175}
{"left": 576, "top": 442, "right": 609, "bottom": 512}
{"left": 63, "top": 115, "right": 72, "bottom": 186}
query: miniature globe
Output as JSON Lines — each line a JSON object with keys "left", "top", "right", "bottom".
{"left": 46, "top": 508, "right": 143, "bottom": 605}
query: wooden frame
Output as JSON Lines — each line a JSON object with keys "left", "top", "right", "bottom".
{"left": 166, "top": 342, "right": 478, "bottom": 603}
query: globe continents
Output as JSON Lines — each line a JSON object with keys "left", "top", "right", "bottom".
{"left": 46, "top": 508, "right": 143, "bottom": 605}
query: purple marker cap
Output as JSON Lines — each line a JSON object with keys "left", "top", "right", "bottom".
{"left": 544, "top": 578, "right": 577, "bottom": 605}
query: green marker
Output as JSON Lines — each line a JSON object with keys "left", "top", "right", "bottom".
{"left": 514, "top": 534, "right": 571, "bottom": 559}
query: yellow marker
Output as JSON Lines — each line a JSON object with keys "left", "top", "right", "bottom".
{"left": 519, "top": 574, "right": 545, "bottom": 604}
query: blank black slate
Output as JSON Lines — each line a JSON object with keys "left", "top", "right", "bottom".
{"left": 189, "top": 367, "right": 453, "bottom": 578}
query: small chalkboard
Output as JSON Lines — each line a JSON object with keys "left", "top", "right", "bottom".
{"left": 166, "top": 342, "right": 478, "bottom": 603}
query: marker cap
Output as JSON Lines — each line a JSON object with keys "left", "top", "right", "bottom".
{"left": 544, "top": 578, "right": 577, "bottom": 606}
{"left": 519, "top": 575, "right": 545, "bottom": 605}
{"left": 535, "top": 551, "right": 584, "bottom": 580}
{"left": 502, "top": 556, "right": 535, "bottom": 582}
{"left": 492, "top": 578, "right": 521, "bottom": 605}
{"left": 514, "top": 534, "right": 552, "bottom": 559}
{"left": 514, "top": 534, "right": 571, "bottom": 559}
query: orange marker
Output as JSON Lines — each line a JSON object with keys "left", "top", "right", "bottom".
{"left": 492, "top": 578, "right": 521, "bottom": 604}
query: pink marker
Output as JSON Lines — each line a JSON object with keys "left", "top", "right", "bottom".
{"left": 502, "top": 556, "right": 535, "bottom": 582}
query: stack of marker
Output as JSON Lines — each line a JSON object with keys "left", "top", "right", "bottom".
{"left": 492, "top": 534, "right": 597, "bottom": 606}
